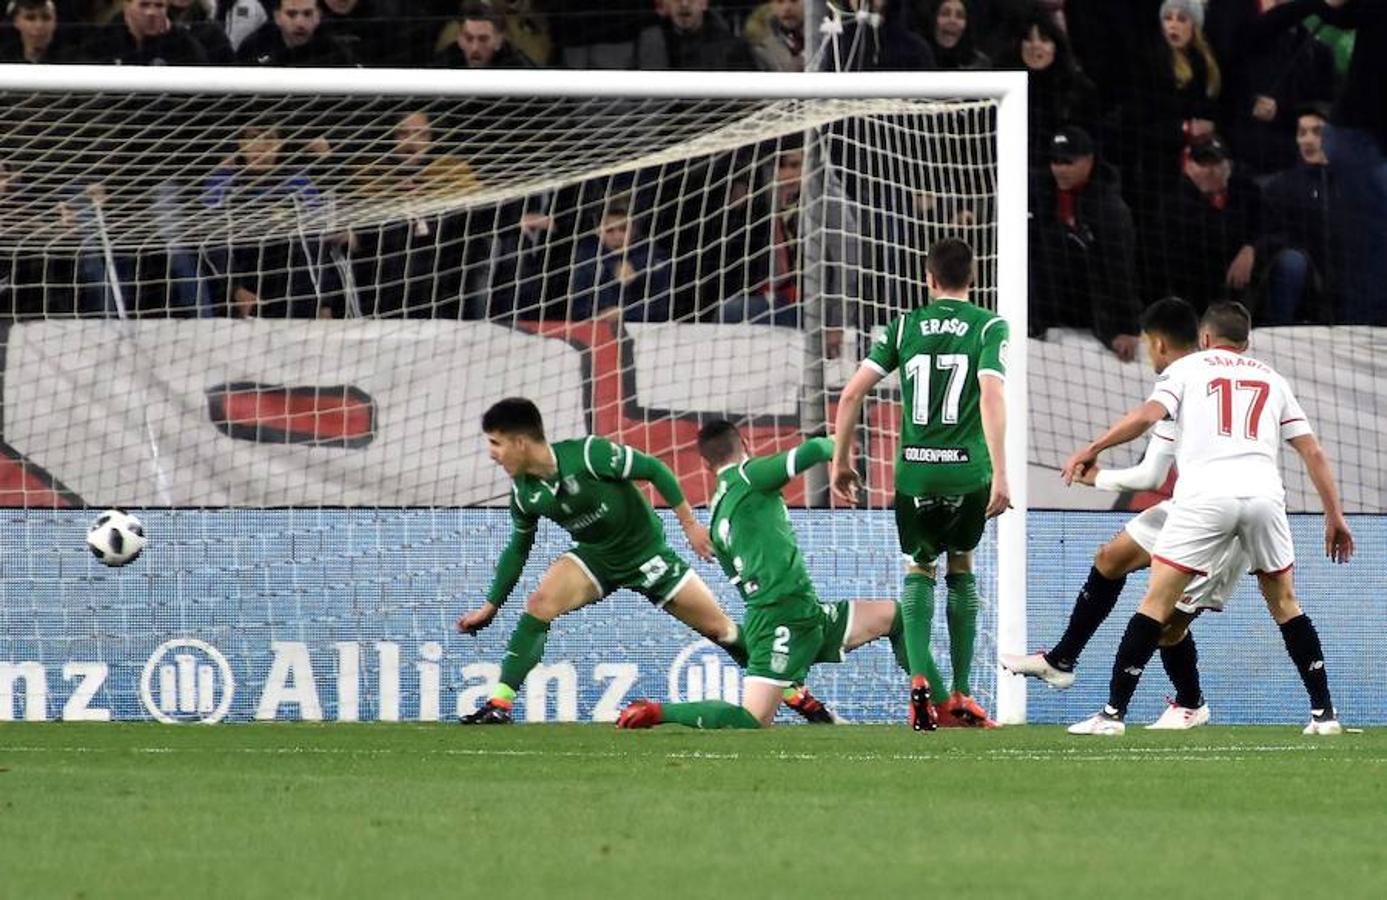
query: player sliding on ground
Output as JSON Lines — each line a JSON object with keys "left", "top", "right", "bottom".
{"left": 617, "top": 421, "right": 911, "bottom": 729}
{"left": 1003, "top": 298, "right": 1243, "bottom": 730}
{"left": 457, "top": 398, "right": 833, "bottom": 724}
{"left": 831, "top": 237, "right": 1009, "bottom": 730}
{"left": 1062, "top": 302, "right": 1354, "bottom": 736}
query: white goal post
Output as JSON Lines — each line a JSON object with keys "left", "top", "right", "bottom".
{"left": 0, "top": 65, "right": 1027, "bottom": 724}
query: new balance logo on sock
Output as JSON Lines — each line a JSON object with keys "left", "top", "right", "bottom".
{"left": 1123, "top": 666, "right": 1143, "bottom": 676}
{"left": 1309, "top": 660, "right": 1324, "bottom": 671}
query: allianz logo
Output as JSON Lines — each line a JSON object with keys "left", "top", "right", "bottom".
{"left": 667, "top": 639, "right": 741, "bottom": 704}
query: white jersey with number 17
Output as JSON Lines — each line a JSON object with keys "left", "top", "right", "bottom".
{"left": 1147, "top": 348, "right": 1314, "bottom": 503}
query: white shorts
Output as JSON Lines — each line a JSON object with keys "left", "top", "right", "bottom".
{"left": 1152, "top": 496, "right": 1294, "bottom": 607}
{"left": 1126, "top": 501, "right": 1250, "bottom": 613}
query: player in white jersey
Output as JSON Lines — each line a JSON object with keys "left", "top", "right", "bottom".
{"left": 1061, "top": 302, "right": 1354, "bottom": 736}
{"left": 1003, "top": 298, "right": 1243, "bottom": 729}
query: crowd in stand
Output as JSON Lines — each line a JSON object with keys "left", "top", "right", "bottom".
{"left": 0, "top": 0, "right": 1384, "bottom": 355}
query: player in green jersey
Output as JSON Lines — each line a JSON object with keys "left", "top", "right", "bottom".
{"left": 831, "top": 238, "right": 1011, "bottom": 730}
{"left": 457, "top": 398, "right": 827, "bottom": 725}
{"left": 616, "top": 420, "right": 910, "bottom": 730}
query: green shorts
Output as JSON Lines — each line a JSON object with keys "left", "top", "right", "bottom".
{"left": 895, "top": 487, "right": 989, "bottom": 567}
{"left": 565, "top": 542, "right": 692, "bottom": 607}
{"left": 743, "top": 600, "right": 853, "bottom": 686}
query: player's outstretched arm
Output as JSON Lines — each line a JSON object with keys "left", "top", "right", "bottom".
{"left": 1288, "top": 433, "right": 1354, "bottom": 563}
{"left": 1083, "top": 429, "right": 1176, "bottom": 492}
{"left": 458, "top": 510, "right": 538, "bottom": 633}
{"left": 1062, "top": 400, "right": 1166, "bottom": 485}
{"left": 623, "top": 447, "right": 713, "bottom": 561}
{"left": 831, "top": 366, "right": 883, "bottom": 504}
{"left": 979, "top": 374, "right": 1009, "bottom": 517}
{"left": 741, "top": 436, "right": 835, "bottom": 492}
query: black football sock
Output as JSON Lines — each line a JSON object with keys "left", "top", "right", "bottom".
{"left": 1106, "top": 613, "right": 1162, "bottom": 718}
{"left": 1279, "top": 614, "right": 1334, "bottom": 714}
{"left": 1159, "top": 632, "right": 1203, "bottom": 709}
{"left": 1046, "top": 567, "right": 1126, "bottom": 672}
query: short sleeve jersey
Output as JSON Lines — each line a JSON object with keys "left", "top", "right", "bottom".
{"left": 1148, "top": 349, "right": 1313, "bottom": 503}
{"left": 507, "top": 436, "right": 666, "bottom": 565}
{"left": 708, "top": 440, "right": 831, "bottom": 616}
{"left": 865, "top": 298, "right": 1009, "bottom": 496}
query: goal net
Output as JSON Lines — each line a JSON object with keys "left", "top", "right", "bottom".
{"left": 0, "top": 67, "right": 1025, "bottom": 724}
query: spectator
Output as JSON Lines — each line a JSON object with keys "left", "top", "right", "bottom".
{"left": 201, "top": 124, "right": 340, "bottom": 318}
{"left": 1316, "top": 0, "right": 1387, "bottom": 159}
{"left": 716, "top": 143, "right": 859, "bottom": 340}
{"left": 352, "top": 110, "right": 479, "bottom": 318}
{"left": 636, "top": 0, "right": 757, "bottom": 70}
{"left": 3, "top": 0, "right": 74, "bottom": 62}
{"left": 1260, "top": 105, "right": 1344, "bottom": 323}
{"left": 1310, "top": 0, "right": 1387, "bottom": 324}
{"left": 168, "top": 0, "right": 235, "bottom": 62}
{"left": 827, "top": 0, "right": 935, "bottom": 70}
{"left": 318, "top": 0, "right": 381, "bottom": 63}
{"left": 1120, "top": 0, "right": 1222, "bottom": 198}
{"left": 748, "top": 0, "right": 804, "bottom": 72}
{"left": 470, "top": 191, "right": 571, "bottom": 323}
{"left": 80, "top": 0, "right": 209, "bottom": 64}
{"left": 1, "top": 0, "right": 72, "bottom": 62}
{"left": 921, "top": 0, "right": 990, "bottom": 69}
{"left": 569, "top": 202, "right": 674, "bottom": 323}
{"left": 995, "top": 11, "right": 1100, "bottom": 167}
{"left": 433, "top": 0, "right": 532, "bottom": 68}
{"left": 236, "top": 0, "right": 358, "bottom": 66}
{"left": 1207, "top": 0, "right": 1337, "bottom": 176}
{"left": 1029, "top": 127, "right": 1143, "bottom": 360}
{"left": 1150, "top": 135, "right": 1263, "bottom": 311}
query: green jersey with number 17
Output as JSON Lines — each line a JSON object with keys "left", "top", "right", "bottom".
{"left": 865, "top": 297, "right": 1008, "bottom": 496}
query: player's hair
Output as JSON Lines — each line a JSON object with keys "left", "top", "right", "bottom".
{"left": 925, "top": 238, "right": 974, "bottom": 292}
{"left": 481, "top": 397, "right": 545, "bottom": 441}
{"left": 1138, "top": 296, "right": 1199, "bottom": 348}
{"left": 1201, "top": 301, "right": 1252, "bottom": 348}
{"left": 696, "top": 419, "right": 742, "bottom": 467}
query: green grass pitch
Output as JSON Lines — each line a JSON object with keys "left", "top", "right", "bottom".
{"left": 2, "top": 724, "right": 1384, "bottom": 899}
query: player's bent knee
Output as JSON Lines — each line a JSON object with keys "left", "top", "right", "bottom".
{"left": 524, "top": 590, "right": 564, "bottom": 622}
{"left": 1095, "top": 537, "right": 1145, "bottom": 579}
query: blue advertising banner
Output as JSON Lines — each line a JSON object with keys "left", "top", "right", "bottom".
{"left": 1, "top": 511, "right": 1380, "bottom": 725}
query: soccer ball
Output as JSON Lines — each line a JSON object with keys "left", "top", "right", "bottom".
{"left": 87, "top": 509, "right": 147, "bottom": 567}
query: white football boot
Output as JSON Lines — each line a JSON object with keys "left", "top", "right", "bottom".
{"left": 1303, "top": 710, "right": 1343, "bottom": 735}
{"left": 1146, "top": 700, "right": 1211, "bottom": 730}
{"left": 999, "top": 651, "right": 1076, "bottom": 690}
{"left": 1067, "top": 709, "right": 1126, "bottom": 736}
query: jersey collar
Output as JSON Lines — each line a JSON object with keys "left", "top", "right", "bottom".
{"left": 715, "top": 458, "right": 745, "bottom": 476}
{"left": 1210, "top": 344, "right": 1245, "bottom": 354}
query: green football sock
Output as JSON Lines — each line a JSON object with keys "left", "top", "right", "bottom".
{"left": 497, "top": 612, "right": 550, "bottom": 693}
{"left": 946, "top": 572, "right": 980, "bottom": 696}
{"left": 718, "top": 625, "right": 749, "bottom": 668}
{"left": 887, "top": 602, "right": 911, "bottom": 674}
{"left": 902, "top": 572, "right": 948, "bottom": 701}
{"left": 660, "top": 700, "right": 761, "bottom": 730}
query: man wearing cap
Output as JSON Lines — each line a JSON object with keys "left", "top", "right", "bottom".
{"left": 1149, "top": 134, "right": 1264, "bottom": 312}
{"left": 1029, "top": 126, "right": 1143, "bottom": 361}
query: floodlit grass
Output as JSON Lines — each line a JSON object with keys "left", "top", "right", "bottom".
{"left": 2, "top": 724, "right": 1384, "bottom": 899}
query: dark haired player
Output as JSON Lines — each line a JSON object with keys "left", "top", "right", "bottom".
{"left": 832, "top": 237, "right": 1010, "bottom": 730}
{"left": 618, "top": 421, "right": 910, "bottom": 729}
{"left": 457, "top": 398, "right": 830, "bottom": 724}
{"left": 1004, "top": 298, "right": 1231, "bottom": 730}
{"left": 1062, "top": 302, "right": 1352, "bottom": 735}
